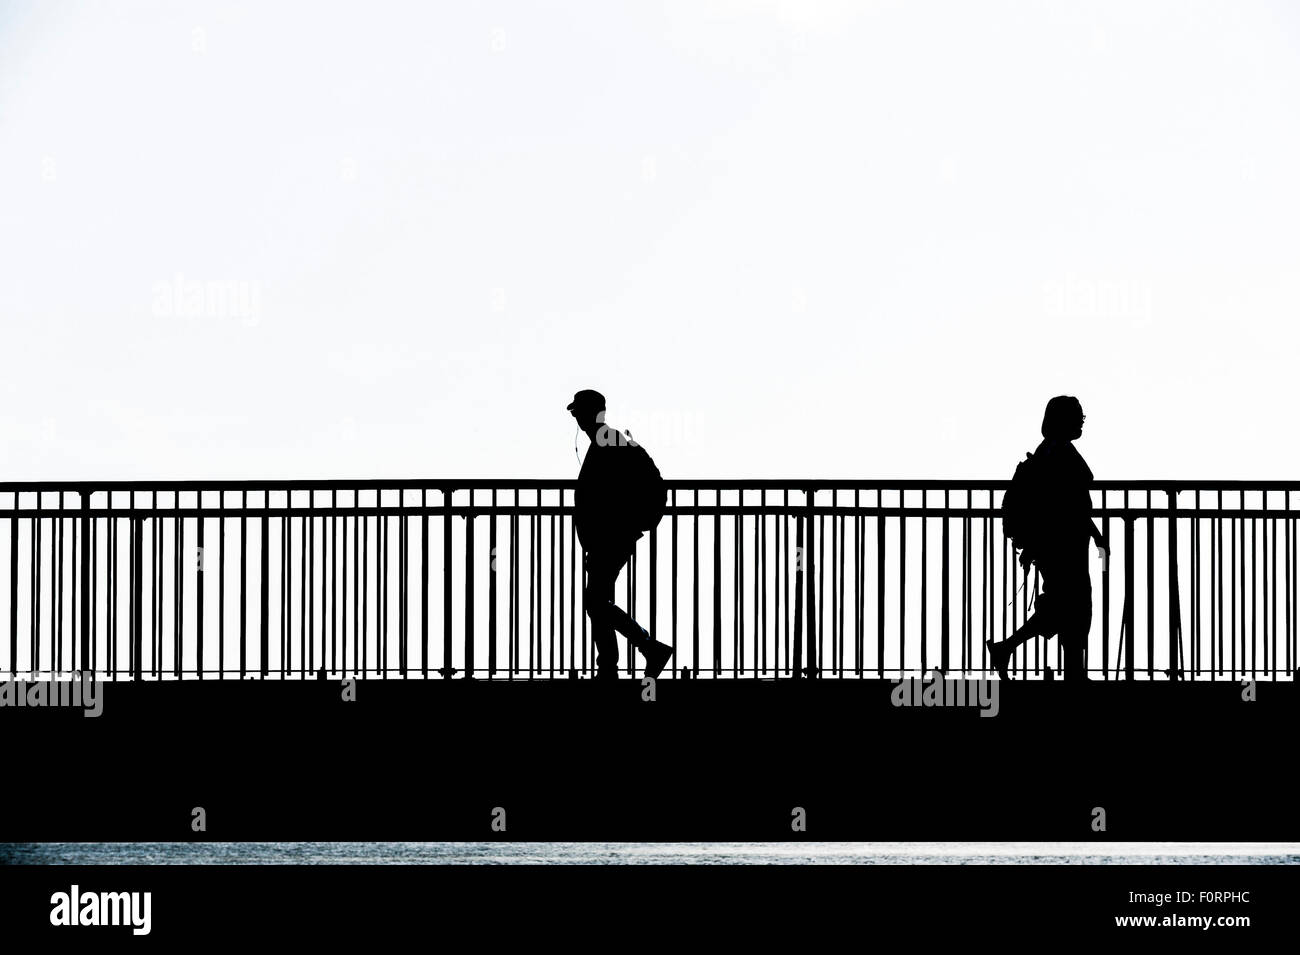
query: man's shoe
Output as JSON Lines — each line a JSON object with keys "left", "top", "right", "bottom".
{"left": 985, "top": 639, "right": 1012, "bottom": 680}
{"left": 642, "top": 641, "right": 674, "bottom": 680}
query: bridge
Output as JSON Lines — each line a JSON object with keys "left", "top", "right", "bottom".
{"left": 3, "top": 478, "right": 1296, "bottom": 842}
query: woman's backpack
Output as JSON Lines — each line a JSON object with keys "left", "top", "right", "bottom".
{"left": 1001, "top": 451, "right": 1046, "bottom": 558}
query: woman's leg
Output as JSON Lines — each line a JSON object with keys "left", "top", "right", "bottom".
{"left": 1057, "top": 572, "right": 1092, "bottom": 682}
{"left": 987, "top": 563, "right": 1054, "bottom": 678}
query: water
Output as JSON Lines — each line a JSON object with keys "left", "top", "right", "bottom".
{"left": 3, "top": 842, "right": 1299, "bottom": 865}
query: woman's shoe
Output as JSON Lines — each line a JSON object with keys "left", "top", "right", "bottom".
{"left": 985, "top": 639, "right": 1012, "bottom": 680}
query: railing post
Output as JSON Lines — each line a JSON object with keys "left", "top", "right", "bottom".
{"left": 79, "top": 489, "right": 92, "bottom": 676}
{"left": 792, "top": 500, "right": 804, "bottom": 680}
{"left": 421, "top": 502, "right": 429, "bottom": 678}
{"left": 1124, "top": 516, "right": 1135, "bottom": 680}
{"left": 940, "top": 495, "right": 950, "bottom": 675}
{"left": 131, "top": 515, "right": 143, "bottom": 681}
{"left": 260, "top": 512, "right": 269, "bottom": 678}
{"left": 805, "top": 488, "right": 818, "bottom": 677}
{"left": 441, "top": 488, "right": 453, "bottom": 677}
{"left": 10, "top": 494, "right": 19, "bottom": 678}
{"left": 1167, "top": 489, "right": 1182, "bottom": 679}
{"left": 464, "top": 509, "right": 474, "bottom": 678}
{"left": 196, "top": 504, "right": 204, "bottom": 681}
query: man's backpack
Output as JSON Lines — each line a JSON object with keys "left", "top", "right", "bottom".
{"left": 1002, "top": 451, "right": 1046, "bottom": 558}
{"left": 622, "top": 433, "right": 666, "bottom": 532}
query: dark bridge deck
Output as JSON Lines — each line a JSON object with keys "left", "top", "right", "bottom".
{"left": 6, "top": 678, "right": 1294, "bottom": 843}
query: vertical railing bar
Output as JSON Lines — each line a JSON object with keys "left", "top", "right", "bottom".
{"left": 736, "top": 495, "right": 743, "bottom": 677}
{"left": 922, "top": 491, "right": 929, "bottom": 676}
{"left": 510, "top": 492, "right": 518, "bottom": 677}
{"left": 80, "top": 490, "right": 92, "bottom": 676}
{"left": 396, "top": 492, "right": 405, "bottom": 678}
{"left": 442, "top": 488, "right": 453, "bottom": 677}
{"left": 899, "top": 489, "right": 906, "bottom": 677}
{"left": 712, "top": 498, "right": 721, "bottom": 678}
{"left": 131, "top": 504, "right": 142, "bottom": 681}
{"left": 649, "top": 504, "right": 658, "bottom": 664}
{"left": 340, "top": 494, "right": 346, "bottom": 678}
{"left": 529, "top": 507, "right": 536, "bottom": 678}
{"left": 1250, "top": 511, "right": 1257, "bottom": 679}
{"left": 260, "top": 501, "right": 269, "bottom": 679}
{"left": 940, "top": 489, "right": 950, "bottom": 676}
{"left": 774, "top": 488, "right": 785, "bottom": 675}
{"left": 806, "top": 488, "right": 817, "bottom": 678}
{"left": 466, "top": 499, "right": 475, "bottom": 679}
{"left": 676, "top": 493, "right": 686, "bottom": 670}
{"left": 8, "top": 493, "right": 17, "bottom": 678}
{"left": 352, "top": 497, "right": 359, "bottom": 678}
{"left": 961, "top": 495, "right": 969, "bottom": 674}
{"left": 876, "top": 489, "right": 885, "bottom": 678}
{"left": 1144, "top": 490, "right": 1152, "bottom": 679}
{"left": 299, "top": 503, "right": 307, "bottom": 678}
{"left": 856, "top": 492, "right": 864, "bottom": 677}
{"left": 32, "top": 493, "right": 40, "bottom": 678}
{"left": 829, "top": 491, "right": 837, "bottom": 675}
{"left": 174, "top": 500, "right": 183, "bottom": 678}
{"left": 280, "top": 495, "right": 288, "bottom": 678}
{"left": 560, "top": 490, "right": 566, "bottom": 675}
{"left": 836, "top": 510, "right": 845, "bottom": 677}
{"left": 91, "top": 512, "right": 98, "bottom": 675}
{"left": 1101, "top": 490, "right": 1109, "bottom": 680}
{"left": 1123, "top": 511, "right": 1135, "bottom": 681}
{"left": 239, "top": 490, "right": 247, "bottom": 679}
{"left": 360, "top": 503, "right": 368, "bottom": 678}
{"left": 792, "top": 492, "right": 804, "bottom": 681}
{"left": 1167, "top": 489, "right": 1180, "bottom": 679}
{"left": 815, "top": 504, "right": 823, "bottom": 677}
{"left": 489, "top": 489, "right": 498, "bottom": 678}
{"left": 547, "top": 503, "right": 554, "bottom": 677}
{"left": 759, "top": 495, "right": 766, "bottom": 677}
{"left": 1215, "top": 490, "right": 1223, "bottom": 678}
{"left": 381, "top": 495, "right": 389, "bottom": 678}
{"left": 55, "top": 495, "right": 63, "bottom": 675}
{"left": 220, "top": 492, "right": 228, "bottom": 679}
{"left": 1263, "top": 509, "right": 1274, "bottom": 680}
{"left": 331, "top": 490, "right": 338, "bottom": 678}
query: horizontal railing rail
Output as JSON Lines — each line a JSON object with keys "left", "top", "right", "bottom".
{"left": 0, "top": 481, "right": 1296, "bottom": 682}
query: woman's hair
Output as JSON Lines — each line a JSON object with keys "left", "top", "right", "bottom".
{"left": 1041, "top": 395, "right": 1083, "bottom": 440}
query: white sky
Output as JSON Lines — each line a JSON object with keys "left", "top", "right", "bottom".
{"left": 2, "top": 0, "right": 1298, "bottom": 482}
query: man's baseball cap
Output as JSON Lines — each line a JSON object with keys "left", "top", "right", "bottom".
{"left": 566, "top": 389, "right": 606, "bottom": 413}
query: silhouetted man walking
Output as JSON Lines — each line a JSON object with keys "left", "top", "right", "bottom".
{"left": 568, "top": 390, "right": 674, "bottom": 681}
{"left": 987, "top": 395, "right": 1106, "bottom": 682}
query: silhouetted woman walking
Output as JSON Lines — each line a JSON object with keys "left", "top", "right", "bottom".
{"left": 987, "top": 396, "right": 1105, "bottom": 681}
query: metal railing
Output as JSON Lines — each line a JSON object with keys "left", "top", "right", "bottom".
{"left": 0, "top": 480, "right": 1296, "bottom": 681}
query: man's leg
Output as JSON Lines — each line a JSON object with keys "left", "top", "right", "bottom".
{"left": 584, "top": 551, "right": 623, "bottom": 677}
{"left": 585, "top": 539, "right": 674, "bottom": 678}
